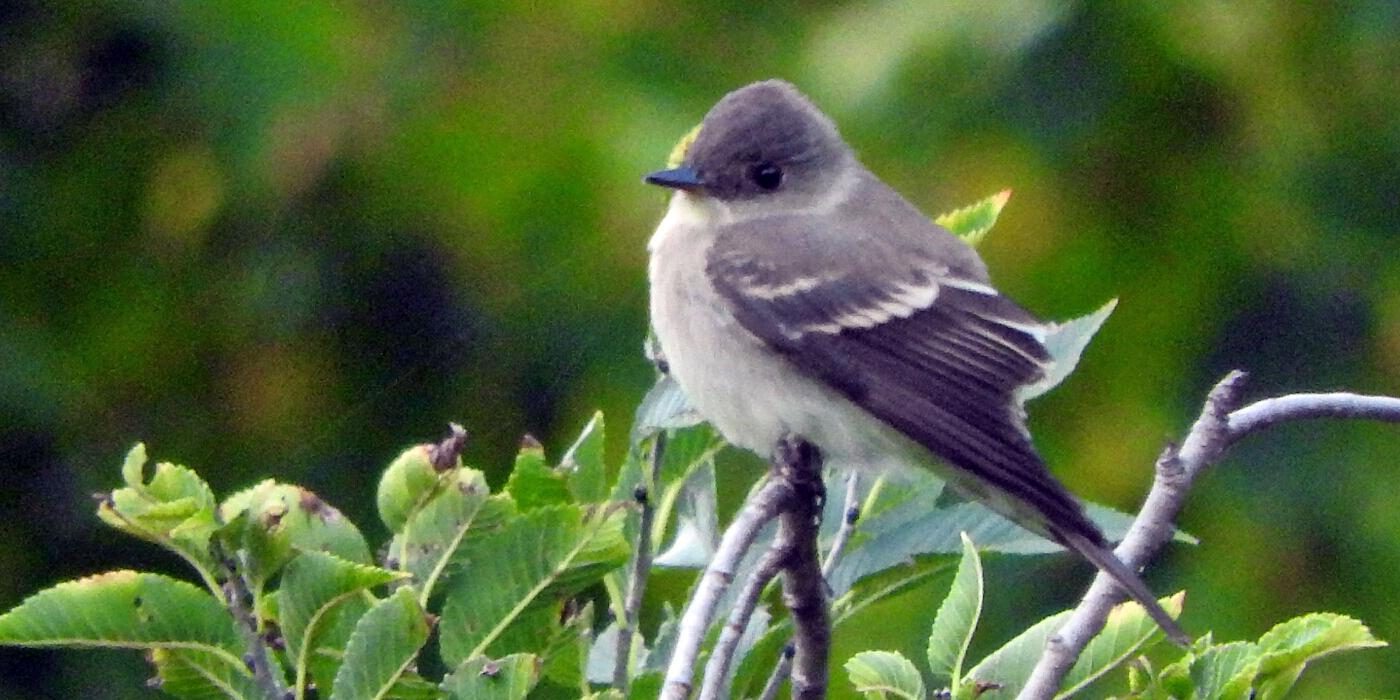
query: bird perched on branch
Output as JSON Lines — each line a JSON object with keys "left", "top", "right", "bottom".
{"left": 643, "top": 79, "right": 1186, "bottom": 644}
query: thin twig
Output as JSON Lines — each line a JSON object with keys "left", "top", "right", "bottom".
{"left": 1227, "top": 392, "right": 1400, "bottom": 438}
{"left": 697, "top": 542, "right": 786, "bottom": 699}
{"left": 822, "top": 472, "right": 861, "bottom": 578}
{"left": 758, "top": 644, "right": 796, "bottom": 700}
{"left": 212, "top": 540, "right": 289, "bottom": 700}
{"left": 660, "top": 467, "right": 796, "bottom": 699}
{"left": 614, "top": 432, "right": 668, "bottom": 692}
{"left": 1018, "top": 373, "right": 1400, "bottom": 699}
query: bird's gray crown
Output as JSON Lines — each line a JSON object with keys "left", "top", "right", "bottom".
{"left": 685, "top": 80, "right": 851, "bottom": 202}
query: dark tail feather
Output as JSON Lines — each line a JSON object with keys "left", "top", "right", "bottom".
{"left": 1054, "top": 528, "right": 1190, "bottom": 646}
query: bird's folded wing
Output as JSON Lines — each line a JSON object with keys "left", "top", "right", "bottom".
{"left": 705, "top": 213, "right": 1099, "bottom": 541}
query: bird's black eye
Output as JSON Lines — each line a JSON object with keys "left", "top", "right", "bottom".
{"left": 750, "top": 162, "right": 783, "bottom": 191}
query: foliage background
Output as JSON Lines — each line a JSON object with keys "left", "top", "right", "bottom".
{"left": 2, "top": 2, "right": 1397, "bottom": 697}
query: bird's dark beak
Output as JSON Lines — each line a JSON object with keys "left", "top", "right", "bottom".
{"left": 644, "top": 165, "right": 705, "bottom": 192}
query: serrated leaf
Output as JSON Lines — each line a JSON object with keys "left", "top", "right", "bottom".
{"left": 438, "top": 505, "right": 630, "bottom": 664}
{"left": 935, "top": 189, "right": 1011, "bottom": 248}
{"left": 1253, "top": 613, "right": 1386, "bottom": 699}
{"left": 391, "top": 466, "right": 514, "bottom": 604}
{"left": 562, "top": 412, "right": 609, "bottom": 504}
{"left": 1190, "top": 641, "right": 1260, "bottom": 700}
{"left": 0, "top": 571, "right": 245, "bottom": 673}
{"left": 1018, "top": 299, "right": 1117, "bottom": 403}
{"left": 845, "top": 650, "right": 925, "bottom": 699}
{"left": 505, "top": 439, "right": 572, "bottom": 510}
{"left": 277, "top": 551, "right": 402, "bottom": 698}
{"left": 927, "top": 532, "right": 984, "bottom": 688}
{"left": 121, "top": 442, "right": 148, "bottom": 486}
{"left": 375, "top": 445, "right": 441, "bottom": 533}
{"left": 966, "top": 592, "right": 1183, "bottom": 698}
{"left": 150, "top": 647, "right": 266, "bottom": 700}
{"left": 98, "top": 448, "right": 220, "bottom": 585}
{"left": 440, "top": 654, "right": 541, "bottom": 699}
{"left": 1057, "top": 591, "right": 1185, "bottom": 697}
{"left": 329, "top": 587, "right": 430, "bottom": 700}
{"left": 219, "top": 481, "right": 372, "bottom": 594}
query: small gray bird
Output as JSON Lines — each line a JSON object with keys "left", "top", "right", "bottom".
{"left": 644, "top": 79, "right": 1186, "bottom": 644}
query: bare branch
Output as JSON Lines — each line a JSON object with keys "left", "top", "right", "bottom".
{"left": 1019, "top": 373, "right": 1400, "bottom": 698}
{"left": 1228, "top": 392, "right": 1400, "bottom": 439}
{"left": 698, "top": 538, "right": 785, "bottom": 700}
{"left": 661, "top": 461, "right": 796, "bottom": 699}
{"left": 1018, "top": 371, "right": 1246, "bottom": 699}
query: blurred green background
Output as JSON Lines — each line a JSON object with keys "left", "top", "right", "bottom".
{"left": 2, "top": 2, "right": 1398, "bottom": 697}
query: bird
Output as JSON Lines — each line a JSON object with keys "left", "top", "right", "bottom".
{"left": 643, "top": 79, "right": 1186, "bottom": 644}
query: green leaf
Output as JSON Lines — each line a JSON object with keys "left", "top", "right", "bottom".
{"left": 1190, "top": 641, "right": 1260, "bottom": 700}
{"left": 391, "top": 466, "right": 514, "bottom": 604}
{"left": 277, "top": 551, "right": 402, "bottom": 698}
{"left": 926, "top": 532, "right": 984, "bottom": 688}
{"left": 845, "top": 650, "right": 925, "bottom": 700}
{"left": 642, "top": 603, "right": 680, "bottom": 674}
{"left": 219, "top": 481, "right": 372, "bottom": 594}
{"left": 440, "top": 654, "right": 541, "bottom": 699}
{"left": 825, "top": 466, "right": 1162, "bottom": 597}
{"left": 935, "top": 189, "right": 1011, "bottom": 248}
{"left": 1058, "top": 591, "right": 1185, "bottom": 697}
{"left": 376, "top": 445, "right": 443, "bottom": 533}
{"left": 375, "top": 445, "right": 445, "bottom": 532}
{"left": 329, "top": 587, "right": 430, "bottom": 700}
{"left": 562, "top": 411, "right": 609, "bottom": 504}
{"left": 626, "top": 672, "right": 664, "bottom": 699}
{"left": 121, "top": 442, "right": 148, "bottom": 486}
{"left": 966, "top": 592, "right": 1183, "bottom": 698}
{"left": 98, "top": 445, "right": 220, "bottom": 590}
{"left": 385, "top": 671, "right": 443, "bottom": 700}
{"left": 438, "top": 504, "right": 630, "bottom": 664}
{"left": 1253, "top": 613, "right": 1386, "bottom": 699}
{"left": 1018, "top": 299, "right": 1118, "bottom": 403}
{"left": 540, "top": 599, "right": 594, "bottom": 691}
{"left": 505, "top": 438, "right": 572, "bottom": 510}
{"left": 150, "top": 647, "right": 267, "bottom": 700}
{"left": 652, "top": 458, "right": 718, "bottom": 568}
{"left": 630, "top": 374, "right": 703, "bottom": 445}
{"left": 0, "top": 571, "right": 244, "bottom": 673}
